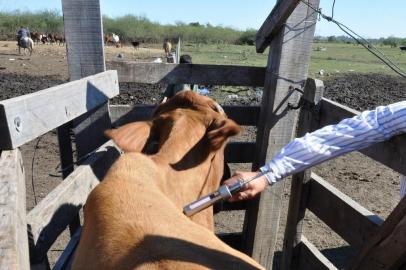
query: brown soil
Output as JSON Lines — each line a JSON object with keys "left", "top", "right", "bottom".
{"left": 1, "top": 41, "right": 405, "bottom": 268}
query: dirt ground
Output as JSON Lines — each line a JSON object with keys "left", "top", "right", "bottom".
{"left": 1, "top": 40, "right": 405, "bottom": 269}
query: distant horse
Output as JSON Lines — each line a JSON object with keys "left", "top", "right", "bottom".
{"left": 18, "top": 36, "right": 34, "bottom": 55}
{"left": 112, "top": 33, "right": 119, "bottom": 44}
{"left": 104, "top": 33, "right": 120, "bottom": 47}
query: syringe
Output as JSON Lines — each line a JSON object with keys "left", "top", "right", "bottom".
{"left": 183, "top": 171, "right": 266, "bottom": 217}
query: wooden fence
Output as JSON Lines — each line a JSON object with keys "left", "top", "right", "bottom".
{"left": 0, "top": 0, "right": 405, "bottom": 269}
{"left": 281, "top": 78, "right": 406, "bottom": 270}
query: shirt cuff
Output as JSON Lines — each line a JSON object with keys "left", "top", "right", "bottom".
{"left": 259, "top": 164, "right": 277, "bottom": 185}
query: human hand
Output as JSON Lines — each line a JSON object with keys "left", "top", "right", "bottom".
{"left": 223, "top": 171, "right": 269, "bottom": 202}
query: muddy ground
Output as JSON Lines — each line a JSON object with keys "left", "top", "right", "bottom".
{"left": 1, "top": 41, "right": 406, "bottom": 268}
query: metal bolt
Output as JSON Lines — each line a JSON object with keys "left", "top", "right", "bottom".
{"left": 14, "top": 117, "right": 22, "bottom": 132}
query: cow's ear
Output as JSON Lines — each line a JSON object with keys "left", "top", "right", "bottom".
{"left": 207, "top": 118, "right": 242, "bottom": 150}
{"left": 104, "top": 121, "right": 152, "bottom": 152}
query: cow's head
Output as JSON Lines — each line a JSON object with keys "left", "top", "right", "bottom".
{"left": 105, "top": 91, "right": 241, "bottom": 227}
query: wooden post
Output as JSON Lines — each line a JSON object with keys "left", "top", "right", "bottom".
{"left": 281, "top": 78, "right": 324, "bottom": 270}
{"left": 62, "top": 0, "right": 110, "bottom": 159}
{"left": 60, "top": 0, "right": 108, "bottom": 263}
{"left": 56, "top": 122, "right": 80, "bottom": 236}
{"left": 0, "top": 149, "right": 30, "bottom": 270}
{"left": 176, "top": 37, "right": 181, "bottom": 64}
{"left": 243, "top": 1, "right": 320, "bottom": 268}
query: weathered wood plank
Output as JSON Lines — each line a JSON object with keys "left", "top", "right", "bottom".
{"left": 225, "top": 142, "right": 255, "bottom": 163}
{"left": 62, "top": 0, "right": 111, "bottom": 158}
{"left": 109, "top": 104, "right": 260, "bottom": 127}
{"left": 27, "top": 141, "right": 121, "bottom": 263}
{"left": 62, "top": 0, "right": 105, "bottom": 81}
{"left": 53, "top": 228, "right": 81, "bottom": 270}
{"left": 109, "top": 105, "right": 154, "bottom": 127}
{"left": 0, "top": 149, "right": 30, "bottom": 270}
{"left": 243, "top": 1, "right": 320, "bottom": 268}
{"left": 348, "top": 197, "right": 406, "bottom": 270}
{"left": 307, "top": 173, "right": 383, "bottom": 250}
{"left": 0, "top": 71, "right": 119, "bottom": 150}
{"left": 317, "top": 98, "right": 406, "bottom": 175}
{"left": 256, "top": 0, "right": 301, "bottom": 53}
{"left": 109, "top": 61, "right": 266, "bottom": 86}
{"left": 281, "top": 78, "right": 324, "bottom": 270}
{"left": 317, "top": 98, "right": 358, "bottom": 128}
{"left": 297, "top": 236, "right": 337, "bottom": 270}
{"left": 176, "top": 37, "right": 181, "bottom": 64}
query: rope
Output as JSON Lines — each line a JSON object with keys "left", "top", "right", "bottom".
{"left": 31, "top": 136, "right": 43, "bottom": 205}
{"left": 331, "top": 0, "right": 336, "bottom": 20}
{"left": 300, "top": 0, "right": 406, "bottom": 79}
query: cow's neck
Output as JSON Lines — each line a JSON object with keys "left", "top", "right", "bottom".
{"left": 150, "top": 141, "right": 220, "bottom": 230}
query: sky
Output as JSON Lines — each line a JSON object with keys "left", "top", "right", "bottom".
{"left": 0, "top": 0, "right": 405, "bottom": 38}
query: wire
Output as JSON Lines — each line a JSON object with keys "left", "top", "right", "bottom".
{"left": 331, "top": 0, "right": 336, "bottom": 19}
{"left": 31, "top": 136, "right": 43, "bottom": 205}
{"left": 300, "top": 0, "right": 406, "bottom": 79}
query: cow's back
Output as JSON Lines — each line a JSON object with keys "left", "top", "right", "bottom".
{"left": 72, "top": 153, "right": 264, "bottom": 270}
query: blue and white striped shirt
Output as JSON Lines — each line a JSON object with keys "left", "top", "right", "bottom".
{"left": 260, "top": 100, "right": 406, "bottom": 198}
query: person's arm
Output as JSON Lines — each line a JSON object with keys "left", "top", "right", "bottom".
{"left": 226, "top": 100, "right": 406, "bottom": 201}
{"left": 261, "top": 100, "right": 406, "bottom": 184}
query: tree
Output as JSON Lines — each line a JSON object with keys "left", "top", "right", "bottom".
{"left": 327, "top": 36, "right": 336, "bottom": 42}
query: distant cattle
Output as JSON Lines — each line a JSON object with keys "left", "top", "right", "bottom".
{"left": 47, "top": 33, "right": 55, "bottom": 44}
{"left": 41, "top": 35, "right": 49, "bottom": 44}
{"left": 163, "top": 39, "right": 172, "bottom": 57}
{"left": 71, "top": 91, "right": 265, "bottom": 270}
{"left": 104, "top": 33, "right": 120, "bottom": 47}
{"left": 131, "top": 41, "right": 140, "bottom": 50}
{"left": 30, "top": 32, "right": 43, "bottom": 44}
{"left": 53, "top": 34, "right": 65, "bottom": 45}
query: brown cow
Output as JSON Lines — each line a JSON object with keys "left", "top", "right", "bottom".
{"left": 47, "top": 33, "right": 55, "bottom": 44}
{"left": 30, "top": 31, "right": 43, "bottom": 44}
{"left": 53, "top": 33, "right": 65, "bottom": 45}
{"left": 72, "top": 91, "right": 264, "bottom": 270}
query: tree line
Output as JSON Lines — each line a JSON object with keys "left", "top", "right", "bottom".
{"left": 0, "top": 10, "right": 256, "bottom": 45}
{"left": 315, "top": 35, "right": 406, "bottom": 47}
{"left": 1, "top": 10, "right": 404, "bottom": 47}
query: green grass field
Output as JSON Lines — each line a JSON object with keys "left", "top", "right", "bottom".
{"left": 181, "top": 42, "right": 406, "bottom": 77}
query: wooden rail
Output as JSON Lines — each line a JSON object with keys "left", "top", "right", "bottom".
{"left": 307, "top": 173, "right": 383, "bottom": 249}
{"left": 109, "top": 61, "right": 266, "bottom": 86}
{"left": 0, "top": 71, "right": 119, "bottom": 150}
{"left": 27, "top": 141, "right": 120, "bottom": 263}
{"left": 296, "top": 236, "right": 337, "bottom": 270}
